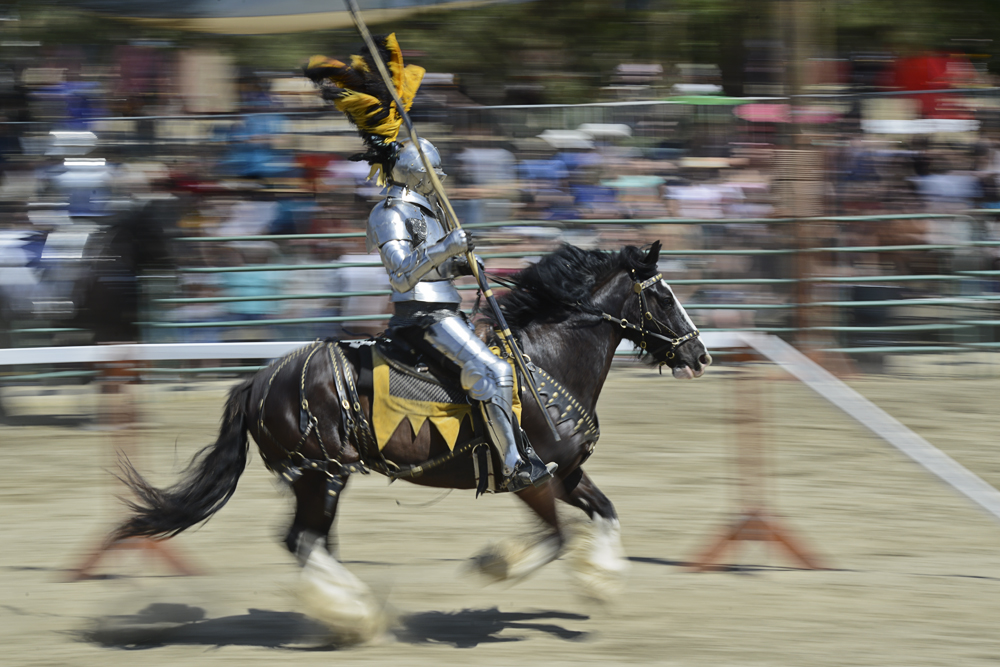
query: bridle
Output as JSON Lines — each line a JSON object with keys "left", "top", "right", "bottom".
{"left": 483, "top": 266, "right": 700, "bottom": 365}
{"left": 600, "top": 271, "right": 701, "bottom": 365}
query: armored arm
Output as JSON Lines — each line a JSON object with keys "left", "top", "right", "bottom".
{"left": 379, "top": 232, "right": 468, "bottom": 292}
{"left": 369, "top": 204, "right": 471, "bottom": 293}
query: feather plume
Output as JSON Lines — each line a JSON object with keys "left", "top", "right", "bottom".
{"left": 303, "top": 33, "right": 425, "bottom": 184}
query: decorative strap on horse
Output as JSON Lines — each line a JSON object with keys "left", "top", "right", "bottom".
{"left": 260, "top": 341, "right": 340, "bottom": 477}
{"left": 257, "top": 341, "right": 362, "bottom": 516}
{"left": 327, "top": 341, "right": 382, "bottom": 474}
{"left": 600, "top": 271, "right": 700, "bottom": 365}
{"left": 524, "top": 363, "right": 601, "bottom": 462}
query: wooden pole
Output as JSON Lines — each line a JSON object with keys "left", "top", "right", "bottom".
{"left": 67, "top": 356, "right": 198, "bottom": 580}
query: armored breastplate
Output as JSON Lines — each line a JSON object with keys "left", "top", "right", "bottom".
{"left": 367, "top": 186, "right": 461, "bottom": 304}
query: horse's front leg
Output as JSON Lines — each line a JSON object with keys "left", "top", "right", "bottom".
{"left": 286, "top": 471, "right": 386, "bottom": 644}
{"left": 284, "top": 470, "right": 343, "bottom": 560}
{"left": 559, "top": 468, "right": 630, "bottom": 600}
{"left": 469, "top": 483, "right": 563, "bottom": 584}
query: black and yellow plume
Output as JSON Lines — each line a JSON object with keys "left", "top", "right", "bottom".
{"left": 304, "top": 33, "right": 425, "bottom": 184}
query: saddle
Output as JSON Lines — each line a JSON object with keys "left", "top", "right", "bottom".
{"left": 365, "top": 336, "right": 522, "bottom": 452}
{"left": 316, "top": 337, "right": 599, "bottom": 494}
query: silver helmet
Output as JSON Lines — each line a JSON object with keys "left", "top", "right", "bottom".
{"left": 390, "top": 137, "right": 445, "bottom": 195}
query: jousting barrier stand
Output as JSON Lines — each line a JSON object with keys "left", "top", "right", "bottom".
{"left": 687, "top": 350, "right": 825, "bottom": 571}
{"left": 67, "top": 346, "right": 199, "bottom": 580}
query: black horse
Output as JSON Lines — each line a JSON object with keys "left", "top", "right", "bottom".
{"left": 0, "top": 198, "right": 176, "bottom": 422}
{"left": 72, "top": 197, "right": 178, "bottom": 345}
{"left": 110, "top": 241, "right": 711, "bottom": 640}
{"left": 0, "top": 197, "right": 176, "bottom": 348}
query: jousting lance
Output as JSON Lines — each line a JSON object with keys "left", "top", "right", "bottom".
{"left": 344, "top": 0, "right": 561, "bottom": 441}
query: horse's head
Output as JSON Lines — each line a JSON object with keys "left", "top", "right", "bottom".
{"left": 619, "top": 241, "right": 712, "bottom": 380}
{"left": 494, "top": 241, "right": 711, "bottom": 379}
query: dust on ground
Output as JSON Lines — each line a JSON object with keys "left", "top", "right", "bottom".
{"left": 2, "top": 358, "right": 999, "bottom": 666}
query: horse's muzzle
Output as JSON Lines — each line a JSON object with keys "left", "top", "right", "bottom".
{"left": 672, "top": 352, "right": 712, "bottom": 380}
{"left": 672, "top": 366, "right": 695, "bottom": 380}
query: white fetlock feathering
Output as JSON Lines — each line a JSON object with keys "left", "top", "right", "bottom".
{"left": 566, "top": 515, "right": 630, "bottom": 601}
{"left": 296, "top": 544, "right": 387, "bottom": 645}
{"left": 469, "top": 532, "right": 561, "bottom": 584}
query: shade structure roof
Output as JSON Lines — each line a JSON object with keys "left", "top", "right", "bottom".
{"left": 71, "top": 0, "right": 527, "bottom": 34}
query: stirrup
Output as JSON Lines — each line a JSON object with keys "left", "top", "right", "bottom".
{"left": 503, "top": 457, "right": 557, "bottom": 493}
{"left": 523, "top": 442, "right": 557, "bottom": 483}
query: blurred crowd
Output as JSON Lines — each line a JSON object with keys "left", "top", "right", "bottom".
{"left": 2, "top": 42, "right": 1000, "bottom": 350}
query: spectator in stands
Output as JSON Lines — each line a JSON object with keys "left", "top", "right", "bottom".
{"left": 281, "top": 239, "right": 343, "bottom": 341}
{"left": 219, "top": 243, "right": 285, "bottom": 341}
{"left": 569, "top": 164, "right": 620, "bottom": 220}
{"left": 452, "top": 141, "right": 518, "bottom": 226}
{"left": 173, "top": 274, "right": 225, "bottom": 344}
{"left": 335, "top": 236, "right": 391, "bottom": 338}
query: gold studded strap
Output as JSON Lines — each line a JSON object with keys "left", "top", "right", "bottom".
{"left": 528, "top": 365, "right": 600, "bottom": 455}
{"left": 633, "top": 272, "right": 662, "bottom": 293}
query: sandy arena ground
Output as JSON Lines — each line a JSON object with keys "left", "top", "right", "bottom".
{"left": 2, "top": 356, "right": 1000, "bottom": 666}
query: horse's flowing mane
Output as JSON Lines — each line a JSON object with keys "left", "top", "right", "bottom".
{"left": 491, "top": 243, "right": 660, "bottom": 330}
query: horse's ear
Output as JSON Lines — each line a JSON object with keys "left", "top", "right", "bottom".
{"left": 645, "top": 240, "right": 662, "bottom": 264}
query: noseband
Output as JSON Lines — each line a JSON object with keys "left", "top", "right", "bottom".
{"left": 600, "top": 271, "right": 701, "bottom": 365}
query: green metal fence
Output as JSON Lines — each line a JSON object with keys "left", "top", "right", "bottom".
{"left": 133, "top": 212, "right": 999, "bottom": 362}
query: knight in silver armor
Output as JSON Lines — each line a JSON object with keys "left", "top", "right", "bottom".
{"left": 367, "top": 138, "right": 554, "bottom": 492}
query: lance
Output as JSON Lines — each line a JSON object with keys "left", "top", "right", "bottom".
{"left": 345, "top": 0, "right": 561, "bottom": 441}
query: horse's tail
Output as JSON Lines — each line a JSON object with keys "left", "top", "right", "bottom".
{"left": 110, "top": 377, "right": 255, "bottom": 542}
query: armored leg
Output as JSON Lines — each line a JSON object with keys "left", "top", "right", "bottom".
{"left": 425, "top": 316, "right": 555, "bottom": 491}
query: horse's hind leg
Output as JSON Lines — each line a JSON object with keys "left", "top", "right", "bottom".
{"left": 559, "top": 468, "right": 629, "bottom": 600}
{"left": 286, "top": 472, "right": 386, "bottom": 644}
{"left": 469, "top": 483, "right": 563, "bottom": 585}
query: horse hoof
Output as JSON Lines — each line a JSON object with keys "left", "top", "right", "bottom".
{"left": 566, "top": 516, "right": 630, "bottom": 601}
{"left": 468, "top": 533, "right": 561, "bottom": 584}
{"left": 297, "top": 545, "right": 388, "bottom": 645}
{"left": 469, "top": 550, "right": 510, "bottom": 582}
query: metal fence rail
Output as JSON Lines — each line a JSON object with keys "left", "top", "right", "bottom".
{"left": 7, "top": 211, "right": 996, "bottom": 363}
{"left": 141, "top": 213, "right": 996, "bottom": 358}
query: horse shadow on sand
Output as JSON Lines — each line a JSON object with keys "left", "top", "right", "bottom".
{"left": 0, "top": 405, "right": 94, "bottom": 428}
{"left": 82, "top": 603, "right": 590, "bottom": 650}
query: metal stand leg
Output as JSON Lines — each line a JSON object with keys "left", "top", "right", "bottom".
{"left": 688, "top": 362, "right": 825, "bottom": 572}
{"left": 66, "top": 357, "right": 198, "bottom": 580}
